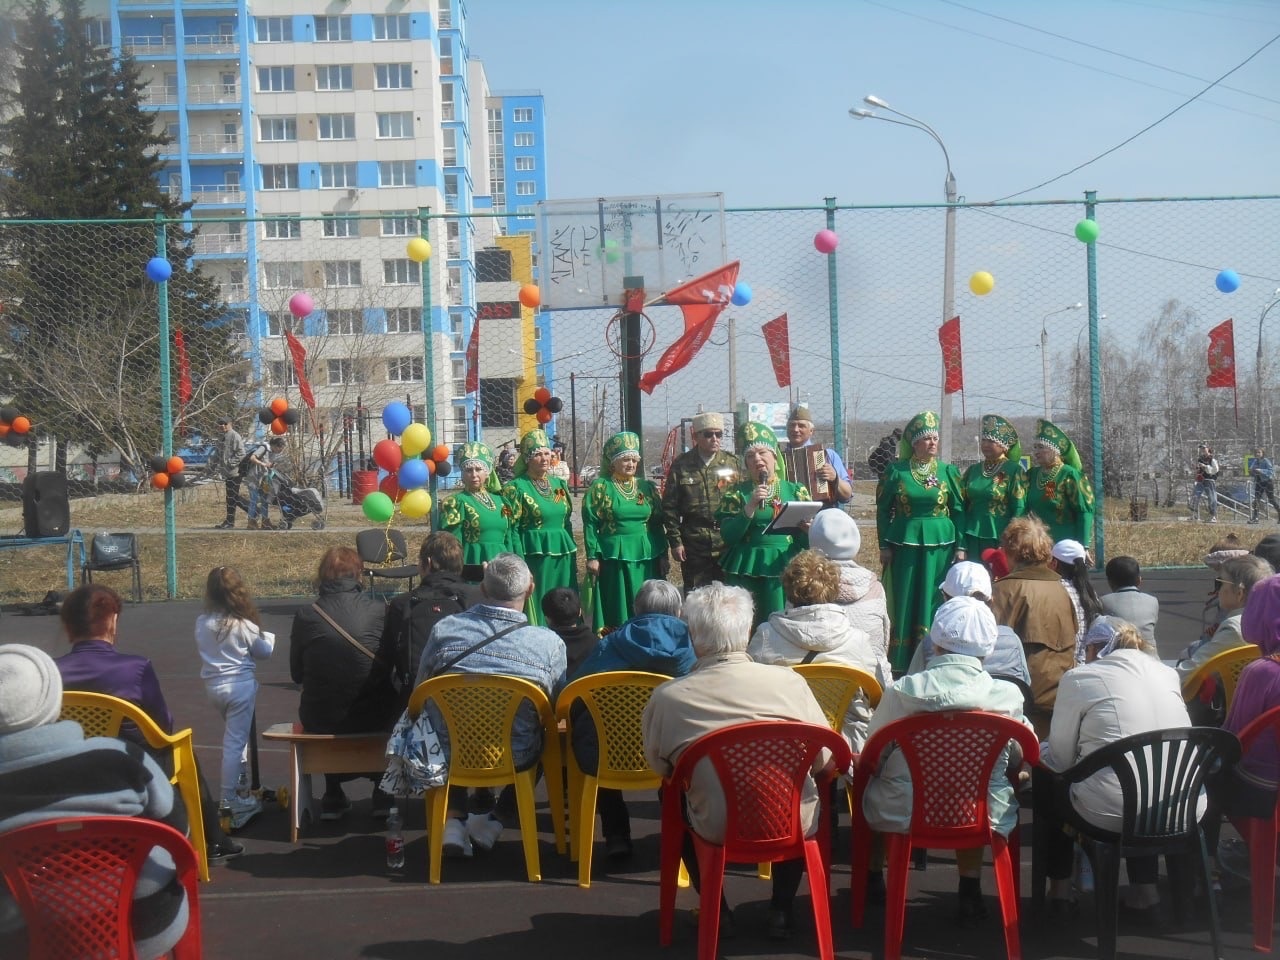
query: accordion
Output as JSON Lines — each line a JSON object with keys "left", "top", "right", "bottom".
{"left": 782, "top": 444, "right": 839, "bottom": 503}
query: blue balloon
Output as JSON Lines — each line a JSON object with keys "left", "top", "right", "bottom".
{"left": 1215, "top": 269, "right": 1240, "bottom": 293}
{"left": 730, "top": 282, "right": 752, "bottom": 307}
{"left": 381, "top": 401, "right": 412, "bottom": 436}
{"left": 145, "top": 257, "right": 172, "bottom": 283}
{"left": 398, "top": 457, "right": 428, "bottom": 490}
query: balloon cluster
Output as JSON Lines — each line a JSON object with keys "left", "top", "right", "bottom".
{"left": 362, "top": 401, "right": 452, "bottom": 523}
{"left": 257, "top": 397, "right": 301, "bottom": 436}
{"left": 0, "top": 407, "right": 32, "bottom": 447}
{"left": 522, "top": 387, "right": 563, "bottom": 425}
{"left": 148, "top": 454, "right": 187, "bottom": 490}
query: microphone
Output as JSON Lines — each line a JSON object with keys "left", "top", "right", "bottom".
{"left": 757, "top": 466, "right": 770, "bottom": 485}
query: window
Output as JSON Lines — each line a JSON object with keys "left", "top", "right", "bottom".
{"left": 381, "top": 213, "right": 415, "bottom": 236}
{"left": 439, "top": 37, "right": 453, "bottom": 74}
{"left": 323, "top": 261, "right": 362, "bottom": 287}
{"left": 265, "top": 312, "right": 299, "bottom": 337}
{"left": 319, "top": 163, "right": 357, "bottom": 188}
{"left": 378, "top": 161, "right": 414, "bottom": 187}
{"left": 383, "top": 259, "right": 421, "bottom": 285}
{"left": 442, "top": 128, "right": 457, "bottom": 165}
{"left": 316, "top": 65, "right": 353, "bottom": 91}
{"left": 451, "top": 358, "right": 465, "bottom": 396}
{"left": 441, "top": 82, "right": 455, "bottom": 120}
{"left": 373, "top": 14, "right": 410, "bottom": 40}
{"left": 514, "top": 156, "right": 535, "bottom": 171}
{"left": 262, "top": 262, "right": 304, "bottom": 289}
{"left": 85, "top": 18, "right": 111, "bottom": 46}
{"left": 513, "top": 132, "right": 534, "bottom": 147}
{"left": 376, "top": 112, "right": 413, "bottom": 139}
{"left": 515, "top": 181, "right": 536, "bottom": 196}
{"left": 268, "top": 361, "right": 298, "bottom": 386}
{"left": 326, "top": 309, "right": 361, "bottom": 335}
{"left": 255, "top": 17, "right": 292, "bottom": 42}
{"left": 438, "top": 0, "right": 453, "bottom": 28}
{"left": 317, "top": 114, "right": 356, "bottom": 140}
{"left": 450, "top": 313, "right": 464, "bottom": 351}
{"left": 386, "top": 307, "right": 422, "bottom": 333}
{"left": 313, "top": 15, "right": 351, "bottom": 41}
{"left": 261, "top": 164, "right": 298, "bottom": 190}
{"left": 321, "top": 214, "right": 357, "bottom": 238}
{"left": 258, "top": 117, "right": 296, "bottom": 142}
{"left": 513, "top": 107, "right": 533, "bottom": 123}
{"left": 1141, "top": 424, "right": 1156, "bottom": 439}
{"left": 387, "top": 356, "right": 424, "bottom": 383}
{"left": 263, "top": 217, "right": 301, "bottom": 239}
{"left": 515, "top": 205, "right": 535, "bottom": 219}
{"left": 327, "top": 359, "right": 361, "bottom": 385}
{"left": 375, "top": 63, "right": 413, "bottom": 90}
{"left": 257, "top": 66, "right": 294, "bottom": 92}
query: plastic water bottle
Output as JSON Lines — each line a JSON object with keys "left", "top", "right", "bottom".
{"left": 236, "top": 770, "right": 250, "bottom": 800}
{"left": 385, "top": 807, "right": 405, "bottom": 870}
{"left": 217, "top": 798, "right": 232, "bottom": 835}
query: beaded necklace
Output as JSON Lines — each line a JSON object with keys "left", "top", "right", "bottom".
{"left": 612, "top": 478, "right": 638, "bottom": 501}
{"left": 1037, "top": 460, "right": 1063, "bottom": 491}
{"left": 981, "top": 456, "right": 1006, "bottom": 479}
{"left": 472, "top": 489, "right": 495, "bottom": 510}
{"left": 530, "top": 475, "right": 552, "bottom": 496}
{"left": 910, "top": 456, "right": 939, "bottom": 489}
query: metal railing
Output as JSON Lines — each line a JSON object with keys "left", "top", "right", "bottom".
{"left": 192, "top": 233, "right": 246, "bottom": 255}
{"left": 187, "top": 133, "right": 240, "bottom": 154}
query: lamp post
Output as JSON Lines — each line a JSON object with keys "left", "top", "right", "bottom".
{"left": 1256, "top": 289, "right": 1280, "bottom": 448}
{"left": 1040, "top": 303, "right": 1084, "bottom": 420}
{"left": 851, "top": 96, "right": 956, "bottom": 461}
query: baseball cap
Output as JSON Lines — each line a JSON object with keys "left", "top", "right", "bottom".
{"left": 1051, "top": 539, "right": 1087, "bottom": 565}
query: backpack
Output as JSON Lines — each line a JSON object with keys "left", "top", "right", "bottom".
{"left": 237, "top": 443, "right": 266, "bottom": 478}
{"left": 395, "top": 583, "right": 471, "bottom": 697}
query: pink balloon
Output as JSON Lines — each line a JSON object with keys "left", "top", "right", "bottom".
{"left": 288, "top": 291, "right": 314, "bottom": 319}
{"left": 814, "top": 229, "right": 839, "bottom": 254}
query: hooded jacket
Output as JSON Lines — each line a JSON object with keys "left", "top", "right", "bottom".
{"left": 830, "top": 560, "right": 892, "bottom": 661}
{"left": 572, "top": 613, "right": 695, "bottom": 681}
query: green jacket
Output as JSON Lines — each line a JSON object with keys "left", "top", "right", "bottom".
{"left": 876, "top": 458, "right": 966, "bottom": 549}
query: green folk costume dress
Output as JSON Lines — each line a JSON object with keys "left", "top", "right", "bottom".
{"left": 1026, "top": 463, "right": 1095, "bottom": 545}
{"left": 876, "top": 457, "right": 967, "bottom": 673}
{"left": 959, "top": 459, "right": 1026, "bottom": 555}
{"left": 439, "top": 489, "right": 514, "bottom": 566}
{"left": 502, "top": 474, "right": 577, "bottom": 624}
{"left": 717, "top": 477, "right": 811, "bottom": 629}
{"left": 581, "top": 476, "right": 667, "bottom": 634}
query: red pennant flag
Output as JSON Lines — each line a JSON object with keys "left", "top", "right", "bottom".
{"left": 464, "top": 316, "right": 481, "bottom": 394}
{"left": 173, "top": 328, "right": 192, "bottom": 406}
{"left": 282, "top": 329, "right": 316, "bottom": 409}
{"left": 762, "top": 313, "right": 791, "bottom": 388}
{"left": 938, "top": 315, "right": 964, "bottom": 394}
{"left": 639, "top": 261, "right": 740, "bottom": 394}
{"left": 1206, "top": 318, "right": 1236, "bottom": 388}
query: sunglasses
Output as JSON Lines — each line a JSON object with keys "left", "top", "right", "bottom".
{"left": 701, "top": 430, "right": 723, "bottom": 438}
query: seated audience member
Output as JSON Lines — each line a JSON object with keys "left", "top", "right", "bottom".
{"left": 862, "top": 597, "right": 1029, "bottom": 925}
{"left": 56, "top": 583, "right": 242, "bottom": 864}
{"left": 0, "top": 644, "right": 190, "bottom": 958}
{"left": 642, "top": 582, "right": 834, "bottom": 941}
{"left": 415, "top": 553, "right": 567, "bottom": 859}
{"left": 1254, "top": 533, "right": 1280, "bottom": 572}
{"left": 808, "top": 509, "right": 891, "bottom": 662}
{"left": 981, "top": 546, "right": 1011, "bottom": 581}
{"left": 543, "top": 587, "right": 599, "bottom": 677}
{"left": 1198, "top": 536, "right": 1252, "bottom": 645}
{"left": 290, "top": 546, "right": 395, "bottom": 820}
{"left": 1099, "top": 556, "right": 1159, "bottom": 644}
{"left": 990, "top": 516, "right": 1077, "bottom": 736}
{"left": 748, "top": 549, "right": 890, "bottom": 750}
{"left": 570, "top": 579, "right": 695, "bottom": 860}
{"left": 1039, "top": 618, "right": 1193, "bottom": 920}
{"left": 1176, "top": 554, "right": 1273, "bottom": 682}
{"left": 1051, "top": 539, "right": 1103, "bottom": 664}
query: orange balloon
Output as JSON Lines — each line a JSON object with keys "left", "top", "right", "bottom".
{"left": 431, "top": 444, "right": 450, "bottom": 462}
{"left": 0, "top": 424, "right": 9, "bottom": 438}
{"left": 167, "top": 455, "right": 185, "bottom": 474}
{"left": 10, "top": 416, "right": 30, "bottom": 435}
{"left": 271, "top": 417, "right": 288, "bottom": 435}
{"left": 533, "top": 386, "right": 551, "bottom": 404}
{"left": 518, "top": 283, "right": 540, "bottom": 309}
{"left": 536, "top": 408, "right": 553, "bottom": 424}
{"left": 424, "top": 458, "right": 436, "bottom": 476}
{"left": 270, "top": 397, "right": 289, "bottom": 416}
{"left": 151, "top": 472, "right": 170, "bottom": 490}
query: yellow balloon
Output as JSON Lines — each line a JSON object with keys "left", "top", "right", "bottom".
{"left": 406, "top": 237, "right": 431, "bottom": 263}
{"left": 400, "top": 422, "right": 432, "bottom": 457}
{"left": 969, "top": 270, "right": 995, "bottom": 296}
{"left": 399, "top": 488, "right": 433, "bottom": 519}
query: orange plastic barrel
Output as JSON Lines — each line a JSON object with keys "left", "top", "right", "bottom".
{"left": 351, "top": 469, "right": 378, "bottom": 505}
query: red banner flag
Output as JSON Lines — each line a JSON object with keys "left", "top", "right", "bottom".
{"left": 464, "top": 316, "right": 481, "bottom": 394}
{"left": 938, "top": 315, "right": 964, "bottom": 394}
{"left": 282, "top": 328, "right": 316, "bottom": 409}
{"left": 762, "top": 313, "right": 791, "bottom": 388}
{"left": 638, "top": 261, "right": 740, "bottom": 394}
{"left": 1206, "top": 318, "right": 1236, "bottom": 387}
{"left": 173, "top": 328, "right": 191, "bottom": 406}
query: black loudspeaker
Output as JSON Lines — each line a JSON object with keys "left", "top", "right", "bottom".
{"left": 22, "top": 471, "right": 70, "bottom": 538}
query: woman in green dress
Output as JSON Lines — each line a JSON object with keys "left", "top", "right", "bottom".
{"left": 876, "top": 411, "right": 967, "bottom": 673}
{"left": 716, "top": 420, "right": 811, "bottom": 629}
{"left": 581, "top": 432, "right": 667, "bottom": 634}
{"left": 959, "top": 413, "right": 1027, "bottom": 556}
{"left": 439, "top": 441, "right": 513, "bottom": 569}
{"left": 1025, "top": 419, "right": 1095, "bottom": 547}
{"left": 502, "top": 428, "right": 577, "bottom": 625}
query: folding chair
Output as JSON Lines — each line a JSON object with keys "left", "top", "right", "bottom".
{"left": 356, "top": 527, "right": 417, "bottom": 593}
{"left": 82, "top": 531, "right": 142, "bottom": 602}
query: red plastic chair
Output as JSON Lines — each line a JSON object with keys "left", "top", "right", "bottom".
{"left": 0, "top": 815, "right": 202, "bottom": 959}
{"left": 657, "top": 720, "right": 852, "bottom": 960}
{"left": 1234, "top": 703, "right": 1280, "bottom": 954}
{"left": 848, "top": 710, "right": 1040, "bottom": 960}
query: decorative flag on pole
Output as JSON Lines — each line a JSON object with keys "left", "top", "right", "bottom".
{"left": 1206, "top": 317, "right": 1239, "bottom": 423}
{"left": 638, "top": 261, "right": 740, "bottom": 394}
{"left": 938, "top": 315, "right": 965, "bottom": 422}
{"left": 464, "top": 316, "right": 481, "bottom": 394}
{"left": 173, "top": 328, "right": 191, "bottom": 407}
{"left": 762, "top": 313, "right": 791, "bottom": 389}
{"left": 282, "top": 329, "right": 316, "bottom": 409}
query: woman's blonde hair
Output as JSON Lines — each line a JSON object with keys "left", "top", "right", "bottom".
{"left": 1108, "top": 621, "right": 1155, "bottom": 656}
{"left": 782, "top": 550, "right": 840, "bottom": 606}
{"left": 1001, "top": 515, "right": 1053, "bottom": 567}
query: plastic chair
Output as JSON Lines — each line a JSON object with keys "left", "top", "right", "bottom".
{"left": 554, "top": 670, "right": 669, "bottom": 888}
{"left": 355, "top": 528, "right": 417, "bottom": 593}
{"left": 407, "top": 673, "right": 565, "bottom": 883}
{"left": 1180, "top": 644, "right": 1260, "bottom": 709}
{"left": 848, "top": 710, "right": 1040, "bottom": 960}
{"left": 657, "top": 720, "right": 852, "bottom": 960}
{"left": 60, "top": 691, "right": 210, "bottom": 882}
{"left": 1231, "top": 703, "right": 1280, "bottom": 953}
{"left": 1042, "top": 727, "right": 1240, "bottom": 960}
{"left": 0, "top": 816, "right": 202, "bottom": 959}
{"left": 82, "top": 531, "right": 143, "bottom": 602}
{"left": 792, "top": 662, "right": 884, "bottom": 729}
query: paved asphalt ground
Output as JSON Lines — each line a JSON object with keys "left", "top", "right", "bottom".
{"left": 2, "top": 568, "right": 1271, "bottom": 959}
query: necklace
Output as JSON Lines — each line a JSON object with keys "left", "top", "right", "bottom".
{"left": 981, "top": 456, "right": 1006, "bottom": 479}
{"left": 1037, "top": 461, "right": 1063, "bottom": 491}
{"left": 910, "top": 456, "right": 939, "bottom": 489}
{"left": 473, "top": 490, "right": 495, "bottom": 509}
{"left": 531, "top": 476, "right": 552, "bottom": 496}
{"left": 613, "top": 478, "right": 638, "bottom": 501}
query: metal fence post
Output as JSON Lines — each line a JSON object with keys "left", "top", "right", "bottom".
{"left": 824, "top": 197, "right": 844, "bottom": 462}
{"left": 1085, "top": 190, "right": 1104, "bottom": 568}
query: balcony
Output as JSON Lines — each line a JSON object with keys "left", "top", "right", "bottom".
{"left": 144, "top": 85, "right": 179, "bottom": 106}
{"left": 192, "top": 232, "right": 246, "bottom": 255}
{"left": 191, "top": 186, "right": 245, "bottom": 205}
{"left": 444, "top": 195, "right": 458, "bottom": 212}
{"left": 184, "top": 34, "right": 239, "bottom": 55}
{"left": 447, "top": 240, "right": 460, "bottom": 258}
{"left": 442, "top": 102, "right": 454, "bottom": 121}
{"left": 188, "top": 132, "right": 240, "bottom": 154}
{"left": 221, "top": 283, "right": 247, "bottom": 302}
{"left": 188, "top": 83, "right": 239, "bottom": 105}
{"left": 123, "top": 37, "right": 175, "bottom": 57}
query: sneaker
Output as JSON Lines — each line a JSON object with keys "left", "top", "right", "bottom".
{"left": 207, "top": 837, "right": 244, "bottom": 865}
{"left": 370, "top": 788, "right": 394, "bottom": 820}
{"left": 260, "top": 519, "right": 275, "bottom": 531}
{"left": 465, "top": 812, "right": 503, "bottom": 852}
{"left": 320, "top": 790, "right": 351, "bottom": 821}
{"left": 1208, "top": 517, "right": 1218, "bottom": 523}
{"left": 228, "top": 794, "right": 263, "bottom": 830}
{"left": 214, "top": 520, "right": 234, "bottom": 530}
{"left": 443, "top": 817, "right": 474, "bottom": 858}
{"left": 246, "top": 518, "right": 259, "bottom": 530}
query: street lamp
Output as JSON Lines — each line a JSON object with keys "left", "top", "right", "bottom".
{"left": 850, "top": 96, "right": 957, "bottom": 460}
{"left": 1256, "top": 288, "right": 1280, "bottom": 448}
{"left": 1040, "top": 303, "right": 1084, "bottom": 420}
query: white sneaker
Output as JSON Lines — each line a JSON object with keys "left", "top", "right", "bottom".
{"left": 442, "top": 818, "right": 473, "bottom": 858}
{"left": 466, "top": 812, "right": 504, "bottom": 852}
{"left": 228, "top": 795, "right": 263, "bottom": 830}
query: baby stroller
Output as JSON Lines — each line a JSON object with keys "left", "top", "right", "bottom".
{"left": 267, "top": 469, "right": 326, "bottom": 530}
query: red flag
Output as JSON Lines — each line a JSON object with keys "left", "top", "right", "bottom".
{"left": 464, "top": 316, "right": 481, "bottom": 394}
{"left": 762, "top": 313, "right": 791, "bottom": 388}
{"left": 173, "top": 328, "right": 191, "bottom": 406}
{"left": 1206, "top": 319, "right": 1236, "bottom": 387}
{"left": 639, "top": 261, "right": 740, "bottom": 394}
{"left": 283, "top": 329, "right": 316, "bottom": 409}
{"left": 938, "top": 315, "right": 964, "bottom": 394}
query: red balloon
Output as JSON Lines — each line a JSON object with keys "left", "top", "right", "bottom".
{"left": 0, "top": 424, "right": 10, "bottom": 438}
{"left": 533, "top": 386, "right": 551, "bottom": 404}
{"left": 151, "top": 472, "right": 170, "bottom": 490}
{"left": 536, "top": 408, "right": 553, "bottom": 424}
{"left": 431, "top": 444, "right": 450, "bottom": 462}
{"left": 270, "top": 417, "right": 288, "bottom": 435}
{"left": 373, "top": 438, "right": 403, "bottom": 472}
{"left": 270, "top": 397, "right": 288, "bottom": 416}
{"left": 378, "top": 474, "right": 404, "bottom": 502}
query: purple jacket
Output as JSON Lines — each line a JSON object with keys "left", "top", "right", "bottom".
{"left": 55, "top": 639, "right": 175, "bottom": 740}
{"left": 1225, "top": 575, "right": 1280, "bottom": 790}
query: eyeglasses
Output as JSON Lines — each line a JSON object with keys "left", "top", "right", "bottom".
{"left": 1214, "top": 579, "right": 1239, "bottom": 591}
{"left": 701, "top": 430, "right": 723, "bottom": 438}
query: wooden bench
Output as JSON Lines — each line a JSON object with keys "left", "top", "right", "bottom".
{"left": 261, "top": 722, "right": 388, "bottom": 842}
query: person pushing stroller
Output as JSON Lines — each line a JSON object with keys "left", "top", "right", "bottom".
{"left": 264, "top": 437, "right": 326, "bottom": 530}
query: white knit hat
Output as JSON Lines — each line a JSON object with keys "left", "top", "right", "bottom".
{"left": 0, "top": 644, "right": 63, "bottom": 735}
{"left": 929, "top": 596, "right": 999, "bottom": 659}
{"left": 809, "top": 510, "right": 860, "bottom": 561}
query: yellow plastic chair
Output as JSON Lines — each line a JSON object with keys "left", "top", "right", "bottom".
{"left": 60, "top": 691, "right": 210, "bottom": 882}
{"left": 554, "top": 670, "right": 670, "bottom": 888}
{"left": 1180, "top": 643, "right": 1259, "bottom": 710}
{"left": 407, "top": 673, "right": 565, "bottom": 884}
